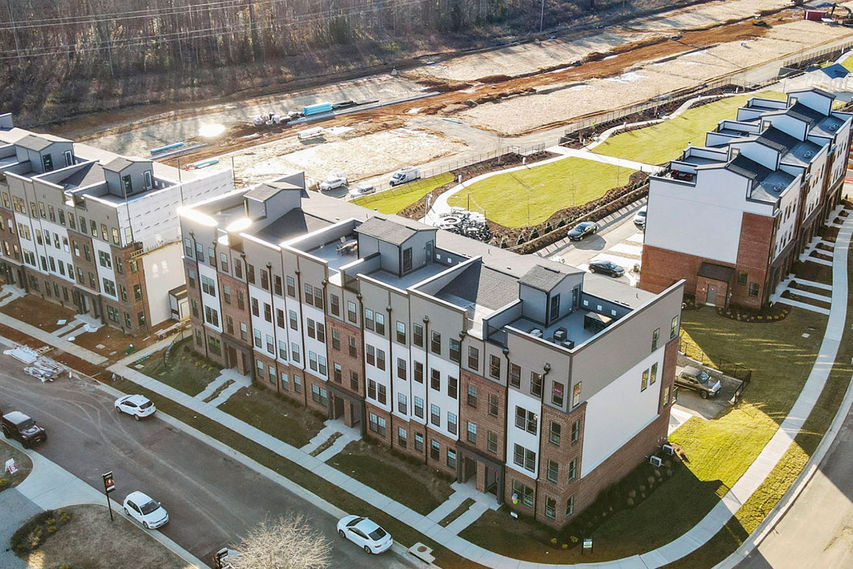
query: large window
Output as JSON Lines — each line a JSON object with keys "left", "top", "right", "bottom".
{"left": 467, "top": 422, "right": 477, "bottom": 444}
{"left": 489, "top": 355, "right": 501, "bottom": 379}
{"left": 511, "top": 479, "right": 534, "bottom": 508}
{"left": 515, "top": 406, "right": 537, "bottom": 434}
{"left": 430, "top": 404, "right": 440, "bottom": 426}
{"left": 468, "top": 346, "right": 479, "bottom": 370}
{"left": 651, "top": 327, "right": 660, "bottom": 351}
{"left": 449, "top": 338, "right": 461, "bottom": 364}
{"left": 413, "top": 323, "right": 424, "bottom": 347}
{"left": 549, "top": 421, "right": 561, "bottom": 445}
{"left": 530, "top": 372, "right": 543, "bottom": 397}
{"left": 510, "top": 363, "right": 521, "bottom": 388}
{"left": 546, "top": 460, "right": 559, "bottom": 483}
{"left": 512, "top": 444, "right": 536, "bottom": 472}
{"left": 551, "top": 382, "right": 564, "bottom": 406}
{"left": 431, "top": 331, "right": 441, "bottom": 355}
{"left": 572, "top": 382, "right": 582, "bottom": 407}
{"left": 488, "top": 393, "right": 499, "bottom": 417}
{"left": 487, "top": 431, "right": 498, "bottom": 454}
{"left": 467, "top": 384, "right": 478, "bottom": 407}
{"left": 368, "top": 413, "right": 387, "bottom": 437}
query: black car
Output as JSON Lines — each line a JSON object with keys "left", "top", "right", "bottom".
{"left": 589, "top": 260, "right": 625, "bottom": 277}
{"left": 2, "top": 411, "right": 47, "bottom": 448}
{"left": 567, "top": 221, "right": 599, "bottom": 241}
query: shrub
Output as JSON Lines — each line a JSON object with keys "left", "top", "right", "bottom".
{"left": 0, "top": 478, "right": 9, "bottom": 489}
{"left": 10, "top": 509, "right": 72, "bottom": 555}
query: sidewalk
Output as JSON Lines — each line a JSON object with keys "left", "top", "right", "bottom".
{"left": 0, "top": 312, "right": 107, "bottom": 365}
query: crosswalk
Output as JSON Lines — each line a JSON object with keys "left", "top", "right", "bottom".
{"left": 579, "top": 232, "right": 645, "bottom": 286}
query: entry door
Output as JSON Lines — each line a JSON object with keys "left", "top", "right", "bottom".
{"left": 706, "top": 284, "right": 718, "bottom": 306}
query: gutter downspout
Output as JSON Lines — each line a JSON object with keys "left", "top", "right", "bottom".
{"left": 533, "top": 362, "right": 552, "bottom": 523}
{"left": 266, "top": 261, "right": 280, "bottom": 395}
{"left": 294, "top": 260, "right": 308, "bottom": 408}
{"left": 422, "top": 315, "right": 431, "bottom": 465}
{"left": 356, "top": 290, "right": 367, "bottom": 437}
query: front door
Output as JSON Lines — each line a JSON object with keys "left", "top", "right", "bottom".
{"left": 463, "top": 457, "right": 476, "bottom": 483}
{"left": 706, "top": 284, "right": 718, "bottom": 306}
{"left": 333, "top": 394, "right": 345, "bottom": 419}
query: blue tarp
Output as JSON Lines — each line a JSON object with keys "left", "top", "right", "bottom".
{"left": 820, "top": 63, "right": 850, "bottom": 79}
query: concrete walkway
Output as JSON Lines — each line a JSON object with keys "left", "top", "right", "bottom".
{"left": 0, "top": 312, "right": 107, "bottom": 365}
{"left": 195, "top": 368, "right": 252, "bottom": 406}
{"left": 3, "top": 440, "right": 205, "bottom": 568}
{"left": 300, "top": 418, "right": 362, "bottom": 462}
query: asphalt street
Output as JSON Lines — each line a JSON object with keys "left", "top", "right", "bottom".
{"left": 0, "top": 356, "right": 419, "bottom": 569}
{"left": 736, "top": 403, "right": 853, "bottom": 569}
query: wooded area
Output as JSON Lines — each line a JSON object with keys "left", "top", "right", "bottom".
{"left": 0, "top": 0, "right": 668, "bottom": 124}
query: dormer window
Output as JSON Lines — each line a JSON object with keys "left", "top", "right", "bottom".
{"left": 64, "top": 150, "right": 73, "bottom": 167}
{"left": 42, "top": 154, "right": 53, "bottom": 172}
{"left": 122, "top": 175, "right": 132, "bottom": 193}
{"left": 143, "top": 170, "right": 152, "bottom": 190}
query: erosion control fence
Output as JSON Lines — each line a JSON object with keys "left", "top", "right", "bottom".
{"left": 679, "top": 331, "right": 753, "bottom": 386}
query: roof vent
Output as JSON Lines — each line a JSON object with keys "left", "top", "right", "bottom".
{"left": 804, "top": 151, "right": 813, "bottom": 159}
{"left": 774, "top": 184, "right": 785, "bottom": 192}
{"left": 829, "top": 123, "right": 839, "bottom": 131}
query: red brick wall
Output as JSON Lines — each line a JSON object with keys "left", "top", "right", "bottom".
{"left": 327, "top": 319, "right": 364, "bottom": 399}
{"left": 640, "top": 245, "right": 702, "bottom": 295}
{"left": 365, "top": 402, "right": 393, "bottom": 448}
{"left": 733, "top": 212, "right": 773, "bottom": 309}
{"left": 458, "top": 370, "right": 506, "bottom": 460}
{"left": 537, "top": 403, "right": 586, "bottom": 528}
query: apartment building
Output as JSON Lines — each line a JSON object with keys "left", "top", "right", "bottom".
{"left": 0, "top": 113, "right": 233, "bottom": 334}
{"left": 641, "top": 88, "right": 851, "bottom": 309}
{"left": 179, "top": 173, "right": 684, "bottom": 528}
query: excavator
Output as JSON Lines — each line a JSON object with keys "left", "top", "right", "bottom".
{"left": 828, "top": 3, "right": 853, "bottom": 26}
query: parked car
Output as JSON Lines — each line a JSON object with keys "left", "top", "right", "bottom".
{"left": 337, "top": 515, "right": 393, "bottom": 554}
{"left": 567, "top": 221, "right": 599, "bottom": 241}
{"left": 633, "top": 205, "right": 647, "bottom": 230}
{"left": 389, "top": 166, "right": 420, "bottom": 186}
{"left": 115, "top": 394, "right": 156, "bottom": 420}
{"left": 319, "top": 175, "right": 348, "bottom": 192}
{"left": 348, "top": 183, "right": 375, "bottom": 197}
{"left": 675, "top": 366, "right": 721, "bottom": 399}
{"left": 123, "top": 491, "right": 169, "bottom": 529}
{"left": 589, "top": 259, "right": 625, "bottom": 277}
{"left": 1, "top": 410, "right": 47, "bottom": 448}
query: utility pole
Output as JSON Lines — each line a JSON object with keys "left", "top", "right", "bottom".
{"left": 539, "top": 0, "right": 546, "bottom": 34}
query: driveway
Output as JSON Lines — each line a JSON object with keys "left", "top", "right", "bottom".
{"left": 0, "top": 356, "right": 418, "bottom": 569}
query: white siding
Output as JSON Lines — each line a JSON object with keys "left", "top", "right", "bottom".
{"left": 141, "top": 243, "right": 184, "bottom": 326}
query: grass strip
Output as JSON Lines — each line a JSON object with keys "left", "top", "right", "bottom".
{"left": 352, "top": 173, "right": 454, "bottom": 214}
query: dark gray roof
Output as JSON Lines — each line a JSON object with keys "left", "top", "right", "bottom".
{"left": 789, "top": 87, "right": 836, "bottom": 100}
{"left": 16, "top": 134, "right": 54, "bottom": 152}
{"left": 437, "top": 263, "right": 519, "bottom": 310}
{"left": 103, "top": 156, "right": 136, "bottom": 172}
{"left": 758, "top": 127, "right": 799, "bottom": 153}
{"left": 786, "top": 103, "right": 824, "bottom": 125}
{"left": 246, "top": 181, "right": 301, "bottom": 201}
{"left": 698, "top": 262, "right": 735, "bottom": 283}
{"left": 519, "top": 265, "right": 571, "bottom": 292}
{"left": 255, "top": 209, "right": 330, "bottom": 244}
{"left": 57, "top": 163, "right": 105, "bottom": 189}
{"left": 356, "top": 216, "right": 428, "bottom": 246}
{"left": 725, "top": 154, "right": 770, "bottom": 181}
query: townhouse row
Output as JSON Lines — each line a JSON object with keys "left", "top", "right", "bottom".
{"left": 0, "top": 114, "right": 233, "bottom": 333}
{"left": 641, "top": 88, "right": 852, "bottom": 308}
{"left": 179, "top": 174, "right": 684, "bottom": 527}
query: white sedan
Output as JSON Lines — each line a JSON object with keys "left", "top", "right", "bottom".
{"left": 337, "top": 515, "right": 393, "bottom": 554}
{"left": 123, "top": 491, "right": 169, "bottom": 529}
{"left": 115, "top": 394, "right": 156, "bottom": 420}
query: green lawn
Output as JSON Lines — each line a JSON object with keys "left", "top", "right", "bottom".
{"left": 329, "top": 440, "right": 453, "bottom": 515}
{"left": 593, "top": 91, "right": 786, "bottom": 165}
{"left": 139, "top": 339, "right": 221, "bottom": 396}
{"left": 218, "top": 387, "right": 326, "bottom": 448}
{"left": 447, "top": 157, "right": 629, "bottom": 227}
{"left": 352, "top": 173, "right": 454, "bottom": 214}
{"left": 841, "top": 53, "right": 853, "bottom": 72}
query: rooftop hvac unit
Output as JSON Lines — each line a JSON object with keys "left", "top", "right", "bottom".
{"left": 553, "top": 327, "right": 567, "bottom": 343}
{"left": 649, "top": 456, "right": 663, "bottom": 468}
{"left": 662, "top": 444, "right": 675, "bottom": 456}
{"left": 561, "top": 340, "right": 575, "bottom": 350}
{"left": 529, "top": 328, "right": 543, "bottom": 338}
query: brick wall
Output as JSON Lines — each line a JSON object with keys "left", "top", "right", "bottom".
{"left": 327, "top": 319, "right": 364, "bottom": 399}
{"left": 537, "top": 403, "right": 586, "bottom": 528}
{"left": 640, "top": 245, "right": 701, "bottom": 295}
{"left": 365, "top": 402, "right": 393, "bottom": 448}
{"left": 458, "top": 370, "right": 506, "bottom": 460}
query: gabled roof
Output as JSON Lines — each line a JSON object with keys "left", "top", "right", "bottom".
{"left": 102, "top": 156, "right": 143, "bottom": 172}
{"left": 519, "top": 265, "right": 572, "bottom": 292}
{"left": 757, "top": 127, "right": 800, "bottom": 153}
{"left": 789, "top": 87, "right": 836, "bottom": 100}
{"left": 819, "top": 64, "right": 849, "bottom": 79}
{"left": 437, "top": 263, "right": 519, "bottom": 311}
{"left": 16, "top": 134, "right": 54, "bottom": 152}
{"left": 356, "top": 216, "right": 431, "bottom": 246}
{"left": 245, "top": 180, "right": 301, "bottom": 201}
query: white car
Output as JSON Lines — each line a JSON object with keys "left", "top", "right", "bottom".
{"left": 319, "top": 175, "right": 347, "bottom": 192}
{"left": 633, "top": 205, "right": 647, "bottom": 230}
{"left": 115, "top": 394, "right": 156, "bottom": 420}
{"left": 123, "top": 491, "right": 169, "bottom": 529}
{"left": 337, "top": 515, "right": 393, "bottom": 554}
{"left": 348, "top": 183, "right": 375, "bottom": 197}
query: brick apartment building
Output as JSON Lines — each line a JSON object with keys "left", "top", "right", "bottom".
{"left": 641, "top": 88, "right": 852, "bottom": 309}
{"left": 0, "top": 113, "right": 233, "bottom": 334}
{"left": 179, "top": 173, "right": 684, "bottom": 528}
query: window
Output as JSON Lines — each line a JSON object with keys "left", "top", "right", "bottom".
{"left": 402, "top": 247, "right": 413, "bottom": 274}
{"left": 513, "top": 444, "right": 536, "bottom": 472}
{"left": 237, "top": 290, "right": 244, "bottom": 310}
{"left": 331, "top": 329, "right": 341, "bottom": 350}
{"left": 286, "top": 276, "right": 295, "bottom": 297}
{"left": 467, "top": 422, "right": 477, "bottom": 444}
{"left": 651, "top": 327, "right": 660, "bottom": 351}
{"left": 102, "top": 278, "right": 117, "bottom": 297}
{"left": 274, "top": 275, "right": 282, "bottom": 296}
{"left": 546, "top": 460, "right": 559, "bottom": 484}
{"left": 364, "top": 308, "right": 374, "bottom": 331}
{"left": 397, "top": 393, "right": 407, "bottom": 414}
{"left": 98, "top": 250, "right": 112, "bottom": 269}
{"left": 309, "top": 351, "right": 318, "bottom": 371}
{"left": 447, "top": 448, "right": 456, "bottom": 469}
{"left": 549, "top": 421, "right": 561, "bottom": 445}
{"left": 566, "top": 496, "right": 575, "bottom": 517}
{"left": 311, "top": 384, "right": 328, "bottom": 406}
{"left": 671, "top": 315, "right": 679, "bottom": 339}
{"left": 448, "top": 376, "right": 458, "bottom": 399}
{"left": 121, "top": 174, "right": 131, "bottom": 192}
{"left": 413, "top": 323, "right": 424, "bottom": 347}
{"left": 289, "top": 310, "right": 298, "bottom": 330}
{"left": 749, "top": 282, "right": 759, "bottom": 297}
{"left": 447, "top": 412, "right": 457, "bottom": 435}
{"left": 246, "top": 264, "right": 255, "bottom": 284}
{"left": 487, "top": 431, "right": 498, "bottom": 454}
{"left": 551, "top": 382, "right": 564, "bottom": 406}
{"left": 240, "top": 323, "right": 248, "bottom": 341}
{"left": 219, "top": 252, "right": 229, "bottom": 273}
{"left": 376, "top": 348, "right": 386, "bottom": 371}
{"left": 294, "top": 375, "right": 302, "bottom": 393}
{"left": 348, "top": 336, "right": 357, "bottom": 358}
{"left": 485, "top": 355, "right": 500, "bottom": 380}
{"left": 545, "top": 497, "right": 556, "bottom": 519}
{"left": 397, "top": 358, "right": 406, "bottom": 380}
{"left": 367, "top": 379, "right": 377, "bottom": 400}
{"left": 467, "top": 346, "right": 480, "bottom": 370}
{"left": 467, "top": 384, "right": 478, "bottom": 407}
{"left": 278, "top": 340, "right": 287, "bottom": 360}
{"left": 251, "top": 298, "right": 259, "bottom": 317}
{"left": 572, "top": 382, "right": 582, "bottom": 407}
{"left": 737, "top": 271, "right": 748, "bottom": 286}
{"left": 347, "top": 301, "right": 357, "bottom": 323}
{"left": 374, "top": 312, "right": 385, "bottom": 336}
{"left": 396, "top": 321, "right": 406, "bottom": 344}
{"left": 549, "top": 294, "right": 560, "bottom": 322}
{"left": 366, "top": 345, "right": 376, "bottom": 367}
{"left": 330, "top": 294, "right": 340, "bottom": 316}
{"left": 201, "top": 276, "right": 216, "bottom": 296}
{"left": 662, "top": 385, "right": 671, "bottom": 407}
{"left": 571, "top": 419, "right": 580, "bottom": 443}
{"left": 430, "top": 404, "right": 440, "bottom": 426}
{"left": 449, "top": 338, "right": 461, "bottom": 364}
{"left": 430, "top": 440, "right": 440, "bottom": 461}
{"left": 641, "top": 369, "right": 649, "bottom": 391}
{"left": 397, "top": 427, "right": 408, "bottom": 448}
{"left": 515, "top": 407, "right": 537, "bottom": 434}
{"left": 368, "top": 413, "right": 387, "bottom": 437}
{"left": 431, "top": 331, "right": 441, "bottom": 355}
{"left": 510, "top": 363, "right": 521, "bottom": 388}
{"left": 431, "top": 369, "right": 441, "bottom": 391}
{"left": 42, "top": 154, "right": 53, "bottom": 171}
{"left": 650, "top": 362, "right": 658, "bottom": 385}
{"left": 488, "top": 393, "right": 499, "bottom": 417}
{"left": 530, "top": 372, "right": 542, "bottom": 397}
{"left": 290, "top": 343, "right": 301, "bottom": 363}
{"left": 414, "top": 396, "right": 424, "bottom": 419}
{"left": 414, "top": 361, "right": 424, "bottom": 383}
{"left": 415, "top": 432, "right": 424, "bottom": 452}
{"left": 350, "top": 371, "right": 359, "bottom": 391}
{"left": 511, "top": 480, "right": 534, "bottom": 508}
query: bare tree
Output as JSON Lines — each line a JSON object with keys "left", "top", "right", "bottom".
{"left": 229, "top": 514, "right": 331, "bottom": 569}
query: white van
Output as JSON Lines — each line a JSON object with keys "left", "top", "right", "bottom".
{"left": 389, "top": 166, "right": 420, "bottom": 186}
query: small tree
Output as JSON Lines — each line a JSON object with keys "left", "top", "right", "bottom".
{"left": 230, "top": 514, "right": 331, "bottom": 569}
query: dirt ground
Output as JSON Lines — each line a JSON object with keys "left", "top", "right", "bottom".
{"left": 0, "top": 296, "right": 75, "bottom": 334}
{"left": 23, "top": 504, "right": 188, "bottom": 569}
{"left": 72, "top": 320, "right": 175, "bottom": 363}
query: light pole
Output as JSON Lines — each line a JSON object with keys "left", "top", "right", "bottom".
{"left": 539, "top": 0, "right": 546, "bottom": 33}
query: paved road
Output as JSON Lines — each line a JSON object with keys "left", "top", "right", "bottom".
{"left": 0, "top": 357, "right": 418, "bottom": 569}
{"left": 736, "top": 403, "right": 853, "bottom": 569}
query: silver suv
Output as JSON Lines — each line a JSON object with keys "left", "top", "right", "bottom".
{"left": 676, "top": 366, "right": 721, "bottom": 399}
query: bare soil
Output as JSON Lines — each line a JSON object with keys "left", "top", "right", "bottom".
{"left": 0, "top": 296, "right": 75, "bottom": 333}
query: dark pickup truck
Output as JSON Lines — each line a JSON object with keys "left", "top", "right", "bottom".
{"left": 2, "top": 411, "right": 47, "bottom": 448}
